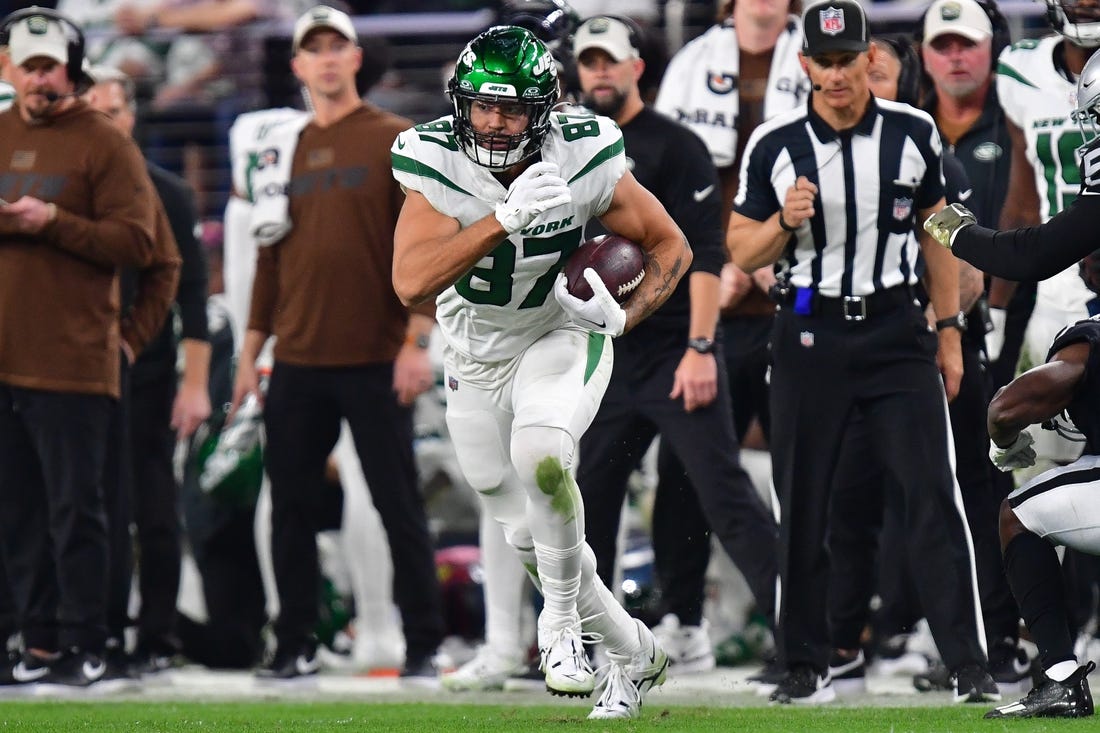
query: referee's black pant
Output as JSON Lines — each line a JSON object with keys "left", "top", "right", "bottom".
{"left": 0, "top": 384, "right": 113, "bottom": 653}
{"left": 828, "top": 332, "right": 1017, "bottom": 649}
{"left": 577, "top": 328, "right": 778, "bottom": 625}
{"left": 770, "top": 297, "right": 986, "bottom": 674}
{"left": 263, "top": 362, "right": 444, "bottom": 661}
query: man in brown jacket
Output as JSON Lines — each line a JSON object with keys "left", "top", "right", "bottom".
{"left": 0, "top": 9, "right": 157, "bottom": 689}
{"left": 231, "top": 6, "right": 444, "bottom": 682}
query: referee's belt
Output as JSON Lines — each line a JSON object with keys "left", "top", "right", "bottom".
{"left": 773, "top": 285, "right": 918, "bottom": 322}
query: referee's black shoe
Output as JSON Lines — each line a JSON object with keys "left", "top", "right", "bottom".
{"left": 768, "top": 664, "right": 836, "bottom": 704}
{"left": 954, "top": 663, "right": 1001, "bottom": 703}
{"left": 984, "top": 661, "right": 1095, "bottom": 718}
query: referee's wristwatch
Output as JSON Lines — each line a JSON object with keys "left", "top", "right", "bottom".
{"left": 687, "top": 337, "right": 716, "bottom": 354}
{"left": 935, "top": 312, "right": 968, "bottom": 332}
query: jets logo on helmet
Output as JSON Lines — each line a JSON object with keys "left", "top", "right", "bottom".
{"left": 447, "top": 25, "right": 559, "bottom": 171}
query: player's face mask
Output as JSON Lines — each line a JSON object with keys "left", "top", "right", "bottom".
{"left": 1072, "top": 48, "right": 1100, "bottom": 149}
{"left": 1047, "top": 0, "right": 1100, "bottom": 47}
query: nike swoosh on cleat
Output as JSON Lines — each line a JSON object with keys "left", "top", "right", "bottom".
{"left": 11, "top": 662, "right": 48, "bottom": 682}
{"left": 296, "top": 655, "right": 320, "bottom": 676}
{"left": 82, "top": 660, "right": 106, "bottom": 681}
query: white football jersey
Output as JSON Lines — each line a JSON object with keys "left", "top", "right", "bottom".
{"left": 392, "top": 111, "right": 626, "bottom": 363}
{"left": 998, "top": 35, "right": 1093, "bottom": 315}
{"left": 0, "top": 81, "right": 13, "bottom": 113}
{"left": 227, "top": 107, "right": 309, "bottom": 202}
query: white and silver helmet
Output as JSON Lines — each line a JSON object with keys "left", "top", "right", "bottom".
{"left": 1044, "top": 0, "right": 1100, "bottom": 48}
{"left": 1072, "top": 49, "right": 1100, "bottom": 148}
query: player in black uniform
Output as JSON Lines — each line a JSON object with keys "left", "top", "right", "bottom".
{"left": 924, "top": 47, "right": 1100, "bottom": 278}
{"left": 570, "top": 15, "right": 779, "bottom": 667}
{"left": 981, "top": 314, "right": 1100, "bottom": 718}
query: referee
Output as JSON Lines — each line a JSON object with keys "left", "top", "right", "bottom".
{"left": 571, "top": 15, "right": 779, "bottom": 663}
{"left": 728, "top": 0, "right": 995, "bottom": 704}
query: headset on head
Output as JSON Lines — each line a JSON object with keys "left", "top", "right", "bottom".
{"left": 0, "top": 7, "right": 86, "bottom": 85}
{"left": 914, "top": 0, "right": 1012, "bottom": 69}
{"left": 872, "top": 34, "right": 922, "bottom": 106}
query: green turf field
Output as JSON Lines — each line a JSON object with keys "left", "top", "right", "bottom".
{"left": 0, "top": 702, "right": 1087, "bottom": 733}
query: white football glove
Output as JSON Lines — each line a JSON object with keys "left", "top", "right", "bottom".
{"left": 985, "top": 306, "right": 1007, "bottom": 362}
{"left": 553, "top": 269, "right": 627, "bottom": 337}
{"left": 494, "top": 162, "right": 572, "bottom": 234}
{"left": 923, "top": 203, "right": 977, "bottom": 248}
{"left": 989, "top": 430, "right": 1037, "bottom": 472}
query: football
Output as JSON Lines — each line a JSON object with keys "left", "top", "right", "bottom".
{"left": 563, "top": 234, "right": 645, "bottom": 303}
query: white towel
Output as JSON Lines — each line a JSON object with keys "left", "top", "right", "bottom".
{"left": 247, "top": 113, "right": 311, "bottom": 247}
{"left": 655, "top": 18, "right": 808, "bottom": 169}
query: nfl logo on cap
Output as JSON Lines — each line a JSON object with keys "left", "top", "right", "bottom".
{"left": 820, "top": 6, "right": 845, "bottom": 35}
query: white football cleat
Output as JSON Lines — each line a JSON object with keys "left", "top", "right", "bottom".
{"left": 539, "top": 624, "right": 595, "bottom": 698}
{"left": 652, "top": 614, "right": 715, "bottom": 675}
{"left": 441, "top": 646, "right": 528, "bottom": 692}
{"left": 588, "top": 619, "right": 669, "bottom": 720}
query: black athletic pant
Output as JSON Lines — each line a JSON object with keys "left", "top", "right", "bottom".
{"left": 770, "top": 298, "right": 986, "bottom": 674}
{"left": 263, "top": 361, "right": 444, "bottom": 660}
{"left": 828, "top": 334, "right": 1016, "bottom": 649}
{"left": 577, "top": 328, "right": 778, "bottom": 625}
{"left": 651, "top": 313, "right": 776, "bottom": 626}
{"left": 0, "top": 384, "right": 113, "bottom": 652}
{"left": 130, "top": 367, "right": 182, "bottom": 650}
{"left": 102, "top": 358, "right": 134, "bottom": 645}
{"left": 179, "top": 493, "right": 265, "bottom": 669}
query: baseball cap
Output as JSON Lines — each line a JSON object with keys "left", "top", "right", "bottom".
{"left": 7, "top": 14, "right": 69, "bottom": 67}
{"left": 923, "top": 0, "right": 993, "bottom": 45}
{"left": 573, "top": 16, "right": 640, "bottom": 62}
{"left": 292, "top": 5, "right": 357, "bottom": 53}
{"left": 802, "top": 0, "right": 869, "bottom": 56}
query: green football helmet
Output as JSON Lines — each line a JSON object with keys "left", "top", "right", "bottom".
{"left": 448, "top": 25, "right": 559, "bottom": 170}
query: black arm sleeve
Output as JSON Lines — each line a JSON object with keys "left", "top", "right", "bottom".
{"left": 951, "top": 194, "right": 1100, "bottom": 281}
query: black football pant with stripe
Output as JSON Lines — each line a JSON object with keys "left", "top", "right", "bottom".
{"left": 263, "top": 362, "right": 444, "bottom": 661}
{"left": 0, "top": 384, "right": 113, "bottom": 653}
{"left": 769, "top": 304, "right": 987, "bottom": 675}
{"left": 828, "top": 333, "right": 1018, "bottom": 650}
{"left": 577, "top": 327, "right": 778, "bottom": 627}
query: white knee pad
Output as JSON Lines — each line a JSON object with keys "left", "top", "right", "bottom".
{"left": 510, "top": 424, "right": 575, "bottom": 498}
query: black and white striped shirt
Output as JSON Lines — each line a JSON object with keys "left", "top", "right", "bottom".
{"left": 733, "top": 96, "right": 944, "bottom": 297}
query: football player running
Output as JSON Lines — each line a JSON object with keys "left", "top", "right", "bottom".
{"left": 391, "top": 26, "right": 689, "bottom": 719}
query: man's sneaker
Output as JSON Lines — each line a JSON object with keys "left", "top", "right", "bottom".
{"left": 130, "top": 645, "right": 176, "bottom": 678}
{"left": 587, "top": 620, "right": 669, "bottom": 720}
{"left": 988, "top": 637, "right": 1033, "bottom": 693}
{"left": 0, "top": 650, "right": 51, "bottom": 690}
{"left": 872, "top": 633, "right": 930, "bottom": 677}
{"left": 255, "top": 645, "right": 320, "bottom": 683}
{"left": 37, "top": 648, "right": 109, "bottom": 692}
{"left": 399, "top": 653, "right": 439, "bottom": 688}
{"left": 539, "top": 624, "right": 595, "bottom": 697}
{"left": 651, "top": 614, "right": 715, "bottom": 675}
{"left": 828, "top": 649, "right": 866, "bottom": 695}
{"left": 985, "top": 661, "right": 1095, "bottom": 718}
{"left": 913, "top": 660, "right": 953, "bottom": 692}
{"left": 747, "top": 658, "right": 787, "bottom": 697}
{"left": 441, "top": 646, "right": 527, "bottom": 692}
{"left": 954, "top": 663, "right": 1001, "bottom": 703}
{"left": 769, "top": 664, "right": 835, "bottom": 704}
